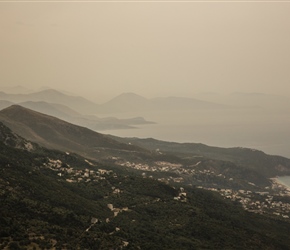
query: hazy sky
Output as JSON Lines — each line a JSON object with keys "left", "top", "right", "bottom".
{"left": 1, "top": 1, "right": 290, "bottom": 102}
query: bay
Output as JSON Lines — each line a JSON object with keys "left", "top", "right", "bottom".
{"left": 100, "top": 109, "right": 290, "bottom": 158}
{"left": 277, "top": 176, "right": 290, "bottom": 189}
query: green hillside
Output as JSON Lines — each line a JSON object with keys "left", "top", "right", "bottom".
{"left": 110, "top": 137, "right": 290, "bottom": 178}
{"left": 1, "top": 123, "right": 290, "bottom": 249}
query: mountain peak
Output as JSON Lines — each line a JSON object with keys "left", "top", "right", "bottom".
{"left": 113, "top": 92, "right": 148, "bottom": 101}
{"left": 98, "top": 93, "right": 149, "bottom": 113}
{"left": 33, "top": 88, "right": 68, "bottom": 96}
{"left": 2, "top": 104, "right": 41, "bottom": 114}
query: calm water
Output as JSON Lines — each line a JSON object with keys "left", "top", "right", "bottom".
{"left": 277, "top": 176, "right": 290, "bottom": 189}
{"left": 100, "top": 109, "right": 290, "bottom": 158}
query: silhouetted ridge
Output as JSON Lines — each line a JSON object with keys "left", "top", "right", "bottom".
{"left": 0, "top": 89, "right": 99, "bottom": 114}
{"left": 0, "top": 105, "right": 145, "bottom": 159}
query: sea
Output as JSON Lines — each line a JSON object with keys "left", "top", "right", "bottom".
{"left": 277, "top": 176, "right": 290, "bottom": 189}
{"left": 103, "top": 109, "right": 290, "bottom": 159}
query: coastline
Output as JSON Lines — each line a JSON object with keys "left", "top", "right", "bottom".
{"left": 270, "top": 177, "right": 290, "bottom": 195}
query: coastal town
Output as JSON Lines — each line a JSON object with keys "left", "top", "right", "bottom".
{"left": 43, "top": 157, "right": 290, "bottom": 220}
{"left": 202, "top": 185, "right": 290, "bottom": 219}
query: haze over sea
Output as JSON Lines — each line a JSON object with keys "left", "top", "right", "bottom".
{"left": 277, "top": 176, "right": 290, "bottom": 189}
{"left": 105, "top": 109, "right": 290, "bottom": 159}
{"left": 1, "top": 1, "right": 290, "bottom": 158}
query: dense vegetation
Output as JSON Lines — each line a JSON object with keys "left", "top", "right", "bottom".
{"left": 1, "top": 135, "right": 290, "bottom": 250}
{"left": 111, "top": 137, "right": 290, "bottom": 177}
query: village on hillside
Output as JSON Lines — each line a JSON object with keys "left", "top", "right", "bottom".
{"left": 44, "top": 156, "right": 290, "bottom": 221}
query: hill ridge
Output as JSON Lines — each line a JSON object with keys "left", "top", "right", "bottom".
{"left": 0, "top": 105, "right": 146, "bottom": 160}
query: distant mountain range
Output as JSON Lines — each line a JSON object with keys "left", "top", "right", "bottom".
{"left": 0, "top": 90, "right": 155, "bottom": 130}
{"left": 2, "top": 88, "right": 263, "bottom": 132}
{"left": 0, "top": 89, "right": 98, "bottom": 114}
{"left": 0, "top": 89, "right": 237, "bottom": 115}
{"left": 193, "top": 92, "right": 290, "bottom": 111}
{"left": 16, "top": 101, "right": 154, "bottom": 130}
{"left": 1, "top": 87, "right": 289, "bottom": 159}
{"left": 1, "top": 87, "right": 289, "bottom": 115}
{"left": 96, "top": 92, "right": 231, "bottom": 114}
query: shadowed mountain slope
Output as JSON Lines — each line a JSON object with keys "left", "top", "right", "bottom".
{"left": 18, "top": 101, "right": 81, "bottom": 119}
{"left": 0, "top": 105, "right": 146, "bottom": 160}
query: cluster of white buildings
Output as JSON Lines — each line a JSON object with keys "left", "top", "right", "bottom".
{"left": 202, "top": 187, "right": 290, "bottom": 219}
{"left": 43, "top": 158, "right": 114, "bottom": 183}
{"left": 44, "top": 157, "right": 290, "bottom": 220}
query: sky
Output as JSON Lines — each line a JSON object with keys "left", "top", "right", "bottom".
{"left": 1, "top": 0, "right": 290, "bottom": 102}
